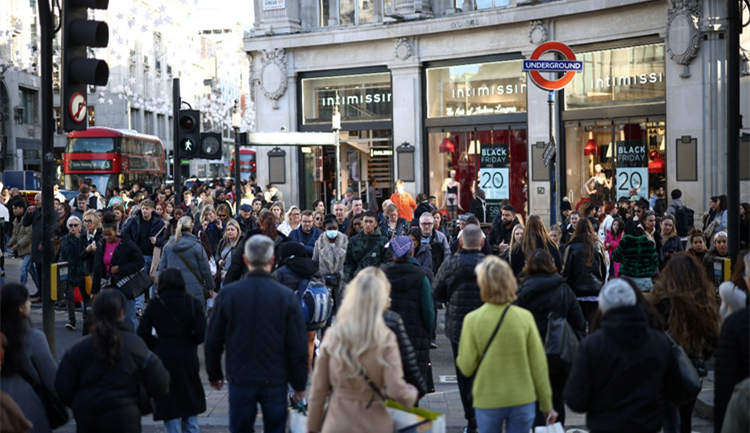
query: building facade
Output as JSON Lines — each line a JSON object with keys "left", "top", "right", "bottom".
{"left": 244, "top": 0, "right": 750, "bottom": 221}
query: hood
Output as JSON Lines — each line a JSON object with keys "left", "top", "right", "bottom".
{"left": 286, "top": 257, "right": 320, "bottom": 279}
{"left": 518, "top": 273, "right": 567, "bottom": 296}
{"left": 600, "top": 305, "right": 651, "bottom": 349}
{"left": 172, "top": 232, "right": 201, "bottom": 252}
{"left": 382, "top": 257, "right": 425, "bottom": 293}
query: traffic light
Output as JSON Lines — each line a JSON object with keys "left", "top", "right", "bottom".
{"left": 61, "top": 0, "right": 109, "bottom": 132}
{"left": 199, "top": 132, "right": 222, "bottom": 160}
{"left": 176, "top": 110, "right": 200, "bottom": 159}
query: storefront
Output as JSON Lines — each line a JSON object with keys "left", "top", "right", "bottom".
{"left": 424, "top": 57, "right": 528, "bottom": 221}
{"left": 562, "top": 41, "right": 667, "bottom": 209}
{"left": 298, "top": 68, "right": 393, "bottom": 210}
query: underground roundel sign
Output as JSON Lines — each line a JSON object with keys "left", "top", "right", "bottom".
{"left": 522, "top": 41, "right": 582, "bottom": 91}
{"left": 69, "top": 92, "right": 87, "bottom": 124}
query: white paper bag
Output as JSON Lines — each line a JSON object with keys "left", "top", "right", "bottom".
{"left": 286, "top": 408, "right": 306, "bottom": 433}
{"left": 534, "top": 422, "right": 565, "bottom": 433}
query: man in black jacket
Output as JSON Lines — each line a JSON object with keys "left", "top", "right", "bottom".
{"left": 469, "top": 189, "right": 486, "bottom": 223}
{"left": 205, "top": 235, "right": 308, "bottom": 433}
{"left": 235, "top": 204, "right": 257, "bottom": 236}
{"left": 714, "top": 259, "right": 750, "bottom": 432}
{"left": 120, "top": 199, "right": 165, "bottom": 314}
{"left": 432, "top": 225, "right": 485, "bottom": 433}
{"left": 488, "top": 203, "right": 519, "bottom": 254}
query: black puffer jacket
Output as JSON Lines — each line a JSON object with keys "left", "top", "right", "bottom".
{"left": 561, "top": 239, "right": 607, "bottom": 297}
{"left": 714, "top": 307, "right": 750, "bottom": 433}
{"left": 564, "top": 306, "right": 681, "bottom": 433}
{"left": 55, "top": 323, "right": 170, "bottom": 415}
{"left": 514, "top": 273, "right": 586, "bottom": 342}
{"left": 383, "top": 310, "right": 428, "bottom": 398}
{"left": 273, "top": 249, "right": 322, "bottom": 293}
{"left": 432, "top": 249, "right": 485, "bottom": 344}
{"left": 381, "top": 259, "right": 434, "bottom": 394}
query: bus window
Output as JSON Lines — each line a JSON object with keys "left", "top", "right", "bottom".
{"left": 66, "top": 137, "right": 116, "bottom": 153}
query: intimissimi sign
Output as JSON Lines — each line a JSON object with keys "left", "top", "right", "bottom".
{"left": 426, "top": 59, "right": 527, "bottom": 118}
{"left": 566, "top": 43, "right": 666, "bottom": 110}
{"left": 301, "top": 72, "right": 392, "bottom": 125}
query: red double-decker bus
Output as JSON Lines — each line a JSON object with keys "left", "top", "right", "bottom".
{"left": 230, "top": 148, "right": 256, "bottom": 181}
{"left": 64, "top": 127, "right": 166, "bottom": 194}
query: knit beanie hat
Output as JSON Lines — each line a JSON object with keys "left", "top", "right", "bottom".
{"left": 598, "top": 279, "right": 637, "bottom": 313}
{"left": 391, "top": 236, "right": 413, "bottom": 259}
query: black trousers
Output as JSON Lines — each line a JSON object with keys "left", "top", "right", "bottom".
{"left": 34, "top": 262, "right": 44, "bottom": 295}
{"left": 64, "top": 281, "right": 90, "bottom": 324}
{"left": 534, "top": 371, "right": 568, "bottom": 427}
{"left": 450, "top": 341, "right": 476, "bottom": 428}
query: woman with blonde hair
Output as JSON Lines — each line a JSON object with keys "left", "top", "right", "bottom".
{"left": 509, "top": 214, "right": 563, "bottom": 277}
{"left": 307, "top": 267, "right": 418, "bottom": 433}
{"left": 499, "top": 224, "right": 524, "bottom": 262}
{"left": 277, "top": 205, "right": 300, "bottom": 236}
{"left": 215, "top": 219, "right": 244, "bottom": 288}
{"left": 200, "top": 204, "right": 223, "bottom": 255}
{"left": 160, "top": 215, "right": 216, "bottom": 304}
{"left": 270, "top": 201, "right": 286, "bottom": 227}
{"left": 457, "top": 255, "right": 556, "bottom": 432}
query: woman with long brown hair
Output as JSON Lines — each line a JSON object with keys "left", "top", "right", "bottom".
{"left": 718, "top": 250, "right": 748, "bottom": 320}
{"left": 561, "top": 217, "right": 607, "bottom": 325}
{"left": 508, "top": 214, "right": 562, "bottom": 278}
{"left": 650, "top": 253, "right": 720, "bottom": 433}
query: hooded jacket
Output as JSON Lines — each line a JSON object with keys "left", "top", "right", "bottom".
{"left": 273, "top": 243, "right": 322, "bottom": 292}
{"left": 159, "top": 232, "right": 216, "bottom": 303}
{"left": 9, "top": 217, "right": 32, "bottom": 257}
{"left": 120, "top": 210, "right": 166, "bottom": 256}
{"left": 514, "top": 273, "right": 586, "bottom": 342}
{"left": 432, "top": 249, "right": 485, "bottom": 344}
{"left": 564, "top": 306, "right": 680, "bottom": 433}
{"left": 381, "top": 258, "right": 435, "bottom": 394}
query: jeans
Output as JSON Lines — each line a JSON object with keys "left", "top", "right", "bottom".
{"left": 164, "top": 416, "right": 200, "bottom": 433}
{"left": 228, "top": 384, "right": 287, "bottom": 433}
{"left": 125, "top": 298, "right": 137, "bottom": 329}
{"left": 475, "top": 402, "right": 536, "bottom": 433}
{"left": 450, "top": 341, "right": 475, "bottom": 428}
{"left": 135, "top": 255, "right": 154, "bottom": 311}
{"left": 20, "top": 254, "right": 40, "bottom": 289}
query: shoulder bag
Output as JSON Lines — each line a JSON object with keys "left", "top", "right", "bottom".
{"left": 149, "top": 225, "right": 167, "bottom": 283}
{"left": 17, "top": 360, "right": 69, "bottom": 429}
{"left": 664, "top": 333, "right": 702, "bottom": 407}
{"left": 176, "top": 250, "right": 210, "bottom": 300}
{"left": 116, "top": 269, "right": 152, "bottom": 300}
{"left": 544, "top": 289, "right": 579, "bottom": 375}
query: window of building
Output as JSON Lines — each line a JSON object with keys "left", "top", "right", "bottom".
{"left": 130, "top": 108, "right": 141, "bottom": 131}
{"left": 88, "top": 106, "right": 95, "bottom": 126}
{"left": 19, "top": 88, "right": 38, "bottom": 124}
{"left": 144, "top": 111, "right": 154, "bottom": 135}
{"left": 157, "top": 114, "right": 166, "bottom": 138}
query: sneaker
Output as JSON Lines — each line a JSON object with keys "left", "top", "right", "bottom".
{"left": 65, "top": 320, "right": 76, "bottom": 331}
{"left": 430, "top": 340, "right": 438, "bottom": 349}
{"left": 29, "top": 292, "right": 41, "bottom": 299}
{"left": 136, "top": 308, "right": 143, "bottom": 317}
{"left": 463, "top": 426, "right": 477, "bottom": 433}
{"left": 31, "top": 296, "right": 42, "bottom": 304}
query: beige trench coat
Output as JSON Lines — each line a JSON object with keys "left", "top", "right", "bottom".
{"left": 307, "top": 329, "right": 418, "bottom": 433}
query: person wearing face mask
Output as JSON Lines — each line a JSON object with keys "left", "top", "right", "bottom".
{"left": 313, "top": 218, "right": 348, "bottom": 312}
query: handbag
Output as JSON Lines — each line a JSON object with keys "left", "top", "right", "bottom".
{"left": 544, "top": 290, "right": 579, "bottom": 375}
{"left": 115, "top": 269, "right": 152, "bottom": 300}
{"left": 664, "top": 333, "right": 702, "bottom": 407}
{"left": 534, "top": 422, "right": 565, "bottom": 433}
{"left": 17, "top": 360, "right": 69, "bottom": 429}
{"left": 323, "top": 273, "right": 340, "bottom": 288}
{"left": 84, "top": 275, "right": 93, "bottom": 295}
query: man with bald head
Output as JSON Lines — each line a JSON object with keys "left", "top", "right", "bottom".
{"left": 432, "top": 224, "right": 486, "bottom": 433}
{"left": 23, "top": 193, "right": 57, "bottom": 301}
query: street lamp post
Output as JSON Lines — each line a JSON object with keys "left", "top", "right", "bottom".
{"left": 331, "top": 105, "right": 342, "bottom": 201}
{"left": 232, "top": 100, "right": 242, "bottom": 216}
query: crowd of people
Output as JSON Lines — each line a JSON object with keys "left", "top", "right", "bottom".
{"left": 0, "top": 178, "right": 748, "bottom": 433}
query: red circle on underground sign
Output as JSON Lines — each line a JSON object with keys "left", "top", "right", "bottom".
{"left": 527, "top": 41, "right": 578, "bottom": 91}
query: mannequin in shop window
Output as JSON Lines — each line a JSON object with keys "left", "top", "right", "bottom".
{"left": 585, "top": 164, "right": 612, "bottom": 207}
{"left": 441, "top": 170, "right": 462, "bottom": 221}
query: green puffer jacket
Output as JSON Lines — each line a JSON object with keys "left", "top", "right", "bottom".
{"left": 9, "top": 219, "right": 32, "bottom": 257}
{"left": 611, "top": 234, "right": 659, "bottom": 278}
{"left": 343, "top": 227, "right": 390, "bottom": 281}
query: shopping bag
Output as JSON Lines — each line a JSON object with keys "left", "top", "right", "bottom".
{"left": 534, "top": 422, "right": 565, "bottom": 433}
{"left": 84, "top": 275, "right": 93, "bottom": 295}
{"left": 385, "top": 400, "right": 446, "bottom": 433}
{"left": 286, "top": 401, "right": 307, "bottom": 433}
{"left": 150, "top": 247, "right": 162, "bottom": 283}
{"left": 73, "top": 287, "right": 83, "bottom": 303}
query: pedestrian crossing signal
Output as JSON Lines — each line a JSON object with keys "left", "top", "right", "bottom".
{"left": 177, "top": 110, "right": 199, "bottom": 158}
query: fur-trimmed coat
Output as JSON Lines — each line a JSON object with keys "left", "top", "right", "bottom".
{"left": 611, "top": 234, "right": 659, "bottom": 279}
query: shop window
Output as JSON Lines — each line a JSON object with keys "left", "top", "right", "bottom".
{"left": 19, "top": 88, "right": 38, "bottom": 124}
{"left": 428, "top": 127, "right": 527, "bottom": 222}
{"left": 563, "top": 118, "right": 666, "bottom": 209}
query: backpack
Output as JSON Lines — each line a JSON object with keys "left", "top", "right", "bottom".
{"left": 673, "top": 205, "right": 695, "bottom": 237}
{"left": 296, "top": 279, "right": 333, "bottom": 330}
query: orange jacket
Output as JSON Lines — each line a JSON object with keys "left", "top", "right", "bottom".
{"left": 390, "top": 192, "right": 416, "bottom": 221}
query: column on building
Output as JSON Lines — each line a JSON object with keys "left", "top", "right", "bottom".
{"left": 389, "top": 65, "right": 423, "bottom": 195}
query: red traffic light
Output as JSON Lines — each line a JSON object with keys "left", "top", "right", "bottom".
{"left": 179, "top": 115, "right": 196, "bottom": 131}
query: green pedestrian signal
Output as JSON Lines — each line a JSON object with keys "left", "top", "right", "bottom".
{"left": 176, "top": 109, "right": 199, "bottom": 159}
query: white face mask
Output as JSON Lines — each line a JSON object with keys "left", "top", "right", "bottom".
{"left": 326, "top": 230, "right": 339, "bottom": 239}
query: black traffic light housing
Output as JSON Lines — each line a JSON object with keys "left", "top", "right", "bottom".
{"left": 176, "top": 110, "right": 200, "bottom": 159}
{"left": 61, "top": 0, "right": 109, "bottom": 132}
{"left": 200, "top": 132, "right": 222, "bottom": 160}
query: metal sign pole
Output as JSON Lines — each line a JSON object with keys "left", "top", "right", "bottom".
{"left": 172, "top": 79, "right": 182, "bottom": 207}
{"left": 548, "top": 91, "right": 557, "bottom": 226}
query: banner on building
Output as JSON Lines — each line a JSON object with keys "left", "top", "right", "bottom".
{"left": 480, "top": 143, "right": 509, "bottom": 221}
{"left": 263, "top": 0, "right": 285, "bottom": 11}
{"left": 616, "top": 141, "right": 648, "bottom": 200}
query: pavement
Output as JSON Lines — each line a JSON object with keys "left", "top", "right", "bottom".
{"left": 2, "top": 255, "right": 716, "bottom": 432}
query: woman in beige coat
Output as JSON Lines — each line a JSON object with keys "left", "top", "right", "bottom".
{"left": 307, "top": 267, "right": 418, "bottom": 433}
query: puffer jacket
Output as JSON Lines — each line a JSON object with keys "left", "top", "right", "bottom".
{"left": 159, "top": 232, "right": 215, "bottom": 303}
{"left": 9, "top": 218, "right": 32, "bottom": 257}
{"left": 91, "top": 236, "right": 145, "bottom": 294}
{"left": 273, "top": 256, "right": 322, "bottom": 293}
{"left": 381, "top": 258, "right": 434, "bottom": 394}
{"left": 611, "top": 234, "right": 659, "bottom": 278}
{"left": 384, "top": 309, "right": 429, "bottom": 398}
{"left": 413, "top": 242, "right": 434, "bottom": 283}
{"left": 432, "top": 249, "right": 485, "bottom": 344}
{"left": 344, "top": 228, "right": 390, "bottom": 282}
{"left": 561, "top": 239, "right": 607, "bottom": 297}
{"left": 515, "top": 273, "right": 586, "bottom": 342}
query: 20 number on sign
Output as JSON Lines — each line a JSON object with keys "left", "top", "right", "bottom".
{"left": 617, "top": 167, "right": 648, "bottom": 199}
{"left": 481, "top": 167, "right": 510, "bottom": 200}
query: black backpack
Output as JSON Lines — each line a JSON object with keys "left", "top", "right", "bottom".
{"left": 673, "top": 205, "right": 695, "bottom": 237}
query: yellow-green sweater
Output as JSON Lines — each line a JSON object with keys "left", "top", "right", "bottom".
{"left": 456, "top": 304, "right": 553, "bottom": 412}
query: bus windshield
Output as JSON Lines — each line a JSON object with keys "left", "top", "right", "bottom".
{"left": 66, "top": 137, "right": 116, "bottom": 153}
{"left": 64, "top": 174, "right": 118, "bottom": 194}
{"left": 240, "top": 153, "right": 255, "bottom": 162}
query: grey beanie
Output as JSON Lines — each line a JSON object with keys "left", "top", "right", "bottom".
{"left": 598, "top": 279, "right": 637, "bottom": 313}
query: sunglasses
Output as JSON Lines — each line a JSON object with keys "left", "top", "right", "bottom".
{"left": 218, "top": 214, "right": 228, "bottom": 218}
{"left": 315, "top": 218, "right": 322, "bottom": 221}
{"left": 84, "top": 219, "right": 93, "bottom": 223}
{"left": 68, "top": 224, "right": 79, "bottom": 228}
